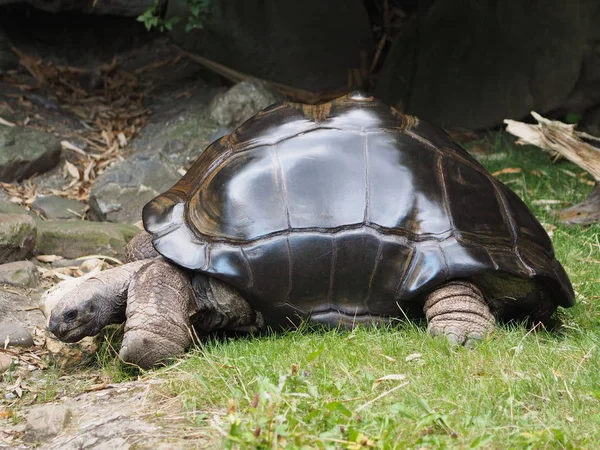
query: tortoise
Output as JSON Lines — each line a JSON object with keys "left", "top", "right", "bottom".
{"left": 48, "top": 92, "right": 574, "bottom": 369}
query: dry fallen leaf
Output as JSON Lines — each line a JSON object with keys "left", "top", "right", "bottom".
{"left": 35, "top": 254, "right": 64, "bottom": 263}
{"left": 405, "top": 353, "right": 423, "bottom": 362}
{"left": 378, "top": 354, "right": 397, "bottom": 363}
{"left": 492, "top": 168, "right": 523, "bottom": 177}
{"left": 61, "top": 140, "right": 87, "bottom": 156}
{"left": 117, "top": 132, "right": 127, "bottom": 147}
{"left": 64, "top": 160, "right": 80, "bottom": 179}
{"left": 558, "top": 168, "right": 578, "bottom": 178}
{"left": 83, "top": 160, "right": 96, "bottom": 182}
{"left": 372, "top": 373, "right": 407, "bottom": 390}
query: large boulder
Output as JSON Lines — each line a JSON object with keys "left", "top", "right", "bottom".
{"left": 376, "top": 0, "right": 591, "bottom": 129}
{"left": 0, "top": 125, "right": 61, "bottom": 182}
{"left": 167, "top": 0, "right": 373, "bottom": 93}
{"left": 0, "top": 0, "right": 153, "bottom": 16}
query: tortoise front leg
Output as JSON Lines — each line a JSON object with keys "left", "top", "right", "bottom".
{"left": 423, "top": 281, "right": 495, "bottom": 346}
{"left": 119, "top": 259, "right": 197, "bottom": 369}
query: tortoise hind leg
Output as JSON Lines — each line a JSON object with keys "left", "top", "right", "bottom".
{"left": 192, "top": 275, "right": 264, "bottom": 334}
{"left": 119, "top": 259, "right": 196, "bottom": 369}
{"left": 423, "top": 281, "right": 495, "bottom": 346}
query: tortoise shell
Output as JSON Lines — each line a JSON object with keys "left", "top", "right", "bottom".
{"left": 143, "top": 92, "right": 574, "bottom": 328}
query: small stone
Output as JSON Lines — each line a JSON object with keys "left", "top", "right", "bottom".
{"left": 0, "top": 260, "right": 40, "bottom": 287}
{"left": 23, "top": 404, "right": 72, "bottom": 443}
{"left": 0, "top": 213, "right": 37, "bottom": 263}
{"left": 0, "top": 322, "right": 34, "bottom": 347}
{"left": 30, "top": 195, "right": 86, "bottom": 220}
{"left": 0, "top": 352, "right": 12, "bottom": 373}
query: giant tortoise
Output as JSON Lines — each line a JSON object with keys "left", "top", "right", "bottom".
{"left": 48, "top": 92, "right": 574, "bottom": 368}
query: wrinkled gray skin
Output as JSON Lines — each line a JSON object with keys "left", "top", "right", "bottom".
{"left": 48, "top": 232, "right": 495, "bottom": 369}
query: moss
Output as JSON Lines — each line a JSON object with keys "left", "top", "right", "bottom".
{"left": 36, "top": 221, "right": 139, "bottom": 259}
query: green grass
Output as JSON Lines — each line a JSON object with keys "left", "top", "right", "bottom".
{"left": 107, "top": 132, "right": 595, "bottom": 448}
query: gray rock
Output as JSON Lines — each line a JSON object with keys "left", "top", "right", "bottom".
{"left": 0, "top": 213, "right": 37, "bottom": 263}
{"left": 134, "top": 103, "right": 222, "bottom": 168}
{"left": 0, "top": 0, "right": 153, "bottom": 16}
{"left": 0, "top": 126, "right": 61, "bottom": 182}
{"left": 208, "top": 80, "right": 286, "bottom": 129}
{"left": 0, "top": 321, "right": 34, "bottom": 347}
{"left": 376, "top": 0, "right": 589, "bottom": 129}
{"left": 0, "top": 260, "right": 40, "bottom": 287}
{"left": 0, "top": 200, "right": 37, "bottom": 217}
{"left": 36, "top": 220, "right": 139, "bottom": 259}
{"left": 23, "top": 404, "right": 72, "bottom": 443}
{"left": 31, "top": 195, "right": 86, "bottom": 220}
{"left": 167, "top": 0, "right": 373, "bottom": 93}
{"left": 88, "top": 153, "right": 180, "bottom": 224}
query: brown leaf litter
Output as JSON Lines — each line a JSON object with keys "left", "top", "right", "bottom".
{"left": 0, "top": 48, "right": 182, "bottom": 209}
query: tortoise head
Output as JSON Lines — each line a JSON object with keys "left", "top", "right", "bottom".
{"left": 48, "top": 281, "right": 114, "bottom": 342}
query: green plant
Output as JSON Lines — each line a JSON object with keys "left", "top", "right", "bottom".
{"left": 137, "top": 0, "right": 212, "bottom": 32}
